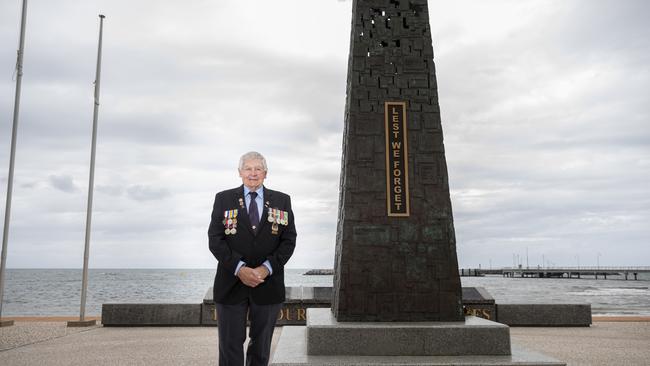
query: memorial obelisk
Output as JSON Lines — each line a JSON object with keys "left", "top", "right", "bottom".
{"left": 332, "top": 0, "right": 463, "bottom": 322}
{"left": 271, "top": 1, "right": 566, "bottom": 364}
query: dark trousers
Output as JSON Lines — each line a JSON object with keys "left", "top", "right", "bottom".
{"left": 216, "top": 299, "right": 282, "bottom": 366}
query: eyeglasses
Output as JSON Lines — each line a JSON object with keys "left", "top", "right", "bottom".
{"left": 242, "top": 166, "right": 265, "bottom": 173}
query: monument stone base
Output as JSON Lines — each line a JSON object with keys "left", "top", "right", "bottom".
{"left": 307, "top": 309, "right": 509, "bottom": 356}
{"left": 270, "top": 308, "right": 565, "bottom": 366}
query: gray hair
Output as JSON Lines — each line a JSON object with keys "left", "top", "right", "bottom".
{"left": 238, "top": 151, "right": 268, "bottom": 171}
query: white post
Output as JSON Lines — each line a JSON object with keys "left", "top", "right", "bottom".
{"left": 69, "top": 14, "right": 105, "bottom": 327}
{"left": 0, "top": 0, "right": 28, "bottom": 328}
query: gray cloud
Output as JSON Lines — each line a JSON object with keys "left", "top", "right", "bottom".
{"left": 49, "top": 174, "right": 79, "bottom": 193}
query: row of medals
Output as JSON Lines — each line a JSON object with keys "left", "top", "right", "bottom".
{"left": 223, "top": 210, "right": 238, "bottom": 235}
{"left": 268, "top": 208, "right": 288, "bottom": 234}
{"left": 223, "top": 208, "right": 288, "bottom": 235}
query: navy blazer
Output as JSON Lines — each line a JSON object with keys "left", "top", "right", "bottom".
{"left": 208, "top": 185, "right": 297, "bottom": 305}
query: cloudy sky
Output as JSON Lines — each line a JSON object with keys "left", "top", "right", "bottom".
{"left": 1, "top": 0, "right": 648, "bottom": 269}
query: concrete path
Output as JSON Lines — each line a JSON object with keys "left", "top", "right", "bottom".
{"left": 1, "top": 323, "right": 218, "bottom": 366}
{"left": 511, "top": 321, "right": 650, "bottom": 366}
{"left": 1, "top": 321, "right": 649, "bottom": 365}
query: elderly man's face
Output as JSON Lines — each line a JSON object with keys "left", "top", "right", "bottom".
{"left": 239, "top": 158, "right": 267, "bottom": 191}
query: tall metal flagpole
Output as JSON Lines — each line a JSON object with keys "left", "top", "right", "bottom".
{"left": 0, "top": 0, "right": 28, "bottom": 328}
{"left": 68, "top": 14, "right": 105, "bottom": 327}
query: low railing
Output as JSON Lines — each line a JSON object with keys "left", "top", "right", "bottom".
{"left": 500, "top": 266, "right": 650, "bottom": 272}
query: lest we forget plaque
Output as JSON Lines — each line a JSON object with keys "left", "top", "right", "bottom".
{"left": 332, "top": 0, "right": 463, "bottom": 322}
{"left": 385, "top": 101, "right": 410, "bottom": 216}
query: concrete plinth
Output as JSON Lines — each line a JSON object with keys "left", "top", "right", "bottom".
{"left": 66, "top": 319, "right": 97, "bottom": 327}
{"left": 271, "top": 327, "right": 565, "bottom": 366}
{"left": 0, "top": 319, "right": 15, "bottom": 327}
{"left": 497, "top": 304, "right": 592, "bottom": 326}
{"left": 307, "top": 309, "right": 510, "bottom": 356}
{"left": 102, "top": 304, "right": 201, "bottom": 326}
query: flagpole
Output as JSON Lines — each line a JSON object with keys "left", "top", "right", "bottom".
{"left": 0, "top": 0, "right": 28, "bottom": 328}
{"left": 68, "top": 14, "right": 105, "bottom": 328}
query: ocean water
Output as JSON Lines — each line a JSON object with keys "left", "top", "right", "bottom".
{"left": 461, "top": 274, "right": 650, "bottom": 316}
{"left": 2, "top": 269, "right": 649, "bottom": 316}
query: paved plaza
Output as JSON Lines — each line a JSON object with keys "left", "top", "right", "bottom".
{"left": 1, "top": 319, "right": 649, "bottom": 365}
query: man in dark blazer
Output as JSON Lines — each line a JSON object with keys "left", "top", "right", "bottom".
{"left": 208, "top": 151, "right": 297, "bottom": 366}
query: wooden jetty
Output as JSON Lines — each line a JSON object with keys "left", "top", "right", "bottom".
{"left": 460, "top": 266, "right": 650, "bottom": 280}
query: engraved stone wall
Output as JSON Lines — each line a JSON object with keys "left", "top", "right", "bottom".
{"left": 332, "top": 0, "right": 463, "bottom": 321}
